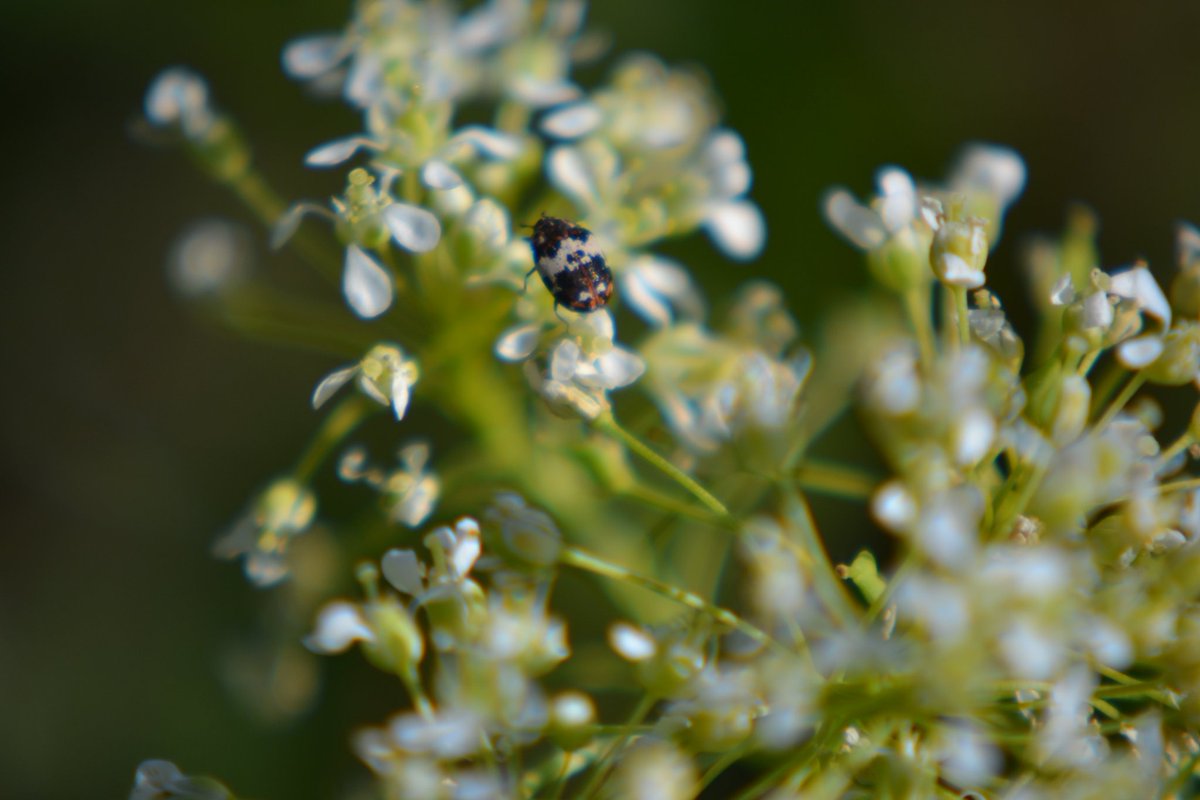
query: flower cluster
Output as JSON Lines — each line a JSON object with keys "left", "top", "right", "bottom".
{"left": 138, "top": 1, "right": 1200, "bottom": 798}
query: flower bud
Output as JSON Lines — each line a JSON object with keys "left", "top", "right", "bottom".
{"left": 866, "top": 226, "right": 932, "bottom": 293}
{"left": 548, "top": 691, "right": 596, "bottom": 751}
{"left": 931, "top": 217, "right": 989, "bottom": 288}
{"left": 483, "top": 493, "right": 562, "bottom": 569}
{"left": 1144, "top": 324, "right": 1200, "bottom": 386}
{"left": 362, "top": 596, "right": 425, "bottom": 675}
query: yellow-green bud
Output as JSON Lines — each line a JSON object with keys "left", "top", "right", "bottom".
{"left": 931, "top": 218, "right": 989, "bottom": 288}
{"left": 867, "top": 226, "right": 932, "bottom": 293}
{"left": 1145, "top": 324, "right": 1200, "bottom": 386}
{"left": 362, "top": 597, "right": 425, "bottom": 675}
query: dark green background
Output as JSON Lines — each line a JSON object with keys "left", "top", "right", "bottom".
{"left": 3, "top": 1, "right": 1199, "bottom": 798}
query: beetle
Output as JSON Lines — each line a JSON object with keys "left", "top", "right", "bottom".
{"left": 526, "top": 215, "right": 614, "bottom": 313}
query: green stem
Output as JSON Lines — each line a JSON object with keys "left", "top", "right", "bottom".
{"left": 593, "top": 412, "right": 733, "bottom": 524}
{"left": 623, "top": 484, "right": 729, "bottom": 526}
{"left": 399, "top": 664, "right": 434, "bottom": 720}
{"left": 795, "top": 460, "right": 878, "bottom": 500}
{"left": 953, "top": 284, "right": 971, "bottom": 348}
{"left": 1093, "top": 372, "right": 1147, "bottom": 431}
{"left": 1160, "top": 749, "right": 1200, "bottom": 800}
{"left": 577, "top": 694, "right": 656, "bottom": 800}
{"left": 560, "top": 547, "right": 793, "bottom": 657}
{"left": 903, "top": 285, "right": 937, "bottom": 372}
{"left": 783, "top": 487, "right": 860, "bottom": 627}
{"left": 698, "top": 740, "right": 753, "bottom": 793}
{"left": 293, "top": 395, "right": 375, "bottom": 483}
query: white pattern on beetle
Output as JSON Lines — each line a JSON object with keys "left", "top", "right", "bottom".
{"left": 538, "top": 235, "right": 595, "bottom": 277}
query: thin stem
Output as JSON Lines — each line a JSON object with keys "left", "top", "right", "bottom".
{"left": 623, "top": 483, "right": 732, "bottom": 526}
{"left": 593, "top": 412, "right": 733, "bottom": 524}
{"left": 577, "top": 694, "right": 656, "bottom": 800}
{"left": 795, "top": 460, "right": 878, "bottom": 500}
{"left": 1093, "top": 372, "right": 1147, "bottom": 431}
{"left": 560, "top": 547, "right": 793, "bottom": 657}
{"left": 698, "top": 741, "right": 753, "bottom": 793}
{"left": 903, "top": 285, "right": 936, "bottom": 372}
{"left": 293, "top": 395, "right": 375, "bottom": 483}
{"left": 544, "top": 753, "right": 572, "bottom": 800}
{"left": 399, "top": 665, "right": 434, "bottom": 720}
{"left": 783, "top": 487, "right": 860, "bottom": 627}
{"left": 1160, "top": 748, "right": 1200, "bottom": 800}
{"left": 953, "top": 284, "right": 971, "bottom": 348}
{"left": 1158, "top": 429, "right": 1194, "bottom": 469}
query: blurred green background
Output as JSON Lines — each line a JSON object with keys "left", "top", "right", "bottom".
{"left": 3, "top": 1, "right": 1200, "bottom": 797}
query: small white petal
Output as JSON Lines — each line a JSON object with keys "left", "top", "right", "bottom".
{"left": 495, "top": 323, "right": 542, "bottom": 362}
{"left": 1116, "top": 335, "right": 1164, "bottom": 369}
{"left": 954, "top": 408, "right": 997, "bottom": 466}
{"left": 1110, "top": 266, "right": 1172, "bottom": 327}
{"left": 311, "top": 365, "right": 357, "bottom": 409}
{"left": 595, "top": 348, "right": 645, "bottom": 388}
{"left": 344, "top": 53, "right": 384, "bottom": 108}
{"left": 824, "top": 189, "right": 886, "bottom": 250}
{"left": 421, "top": 159, "right": 463, "bottom": 190}
{"left": 343, "top": 245, "right": 394, "bottom": 319}
{"left": 384, "top": 204, "right": 442, "bottom": 253}
{"left": 575, "top": 307, "right": 615, "bottom": 342}
{"left": 1081, "top": 291, "right": 1114, "bottom": 329}
{"left": 705, "top": 200, "right": 766, "bottom": 260}
{"left": 623, "top": 256, "right": 703, "bottom": 327}
{"left": 624, "top": 269, "right": 673, "bottom": 327}
{"left": 144, "top": 67, "right": 208, "bottom": 126}
{"left": 381, "top": 549, "right": 425, "bottom": 595}
{"left": 271, "top": 202, "right": 331, "bottom": 250}
{"left": 390, "top": 372, "right": 412, "bottom": 420}
{"left": 937, "top": 253, "right": 985, "bottom": 288}
{"left": 547, "top": 145, "right": 598, "bottom": 210}
{"left": 305, "top": 601, "right": 373, "bottom": 653}
{"left": 951, "top": 144, "right": 1027, "bottom": 208}
{"left": 452, "top": 125, "right": 523, "bottom": 160}
{"left": 549, "top": 340, "right": 583, "bottom": 382}
{"left": 282, "top": 35, "right": 345, "bottom": 79}
{"left": 541, "top": 102, "right": 603, "bottom": 139}
{"left": 877, "top": 167, "right": 916, "bottom": 233}
{"left": 871, "top": 481, "right": 916, "bottom": 532}
{"left": 511, "top": 76, "right": 580, "bottom": 107}
{"left": 304, "top": 136, "right": 375, "bottom": 167}
{"left": 1049, "top": 274, "right": 1075, "bottom": 306}
{"left": 448, "top": 528, "right": 481, "bottom": 579}
{"left": 608, "top": 622, "right": 656, "bottom": 661}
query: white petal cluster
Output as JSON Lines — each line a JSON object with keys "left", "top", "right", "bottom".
{"left": 312, "top": 343, "right": 420, "bottom": 420}
{"left": 641, "top": 284, "right": 810, "bottom": 453}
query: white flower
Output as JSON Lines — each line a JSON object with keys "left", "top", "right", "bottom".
{"left": 343, "top": 244, "right": 394, "bottom": 318}
{"left": 610, "top": 740, "right": 697, "bottom": 800}
{"left": 949, "top": 144, "right": 1026, "bottom": 209}
{"left": 824, "top": 166, "right": 920, "bottom": 250}
{"left": 144, "top": 67, "right": 214, "bottom": 139}
{"left": 129, "top": 759, "right": 229, "bottom": 800}
{"left": 1110, "top": 264, "right": 1172, "bottom": 328}
{"left": 384, "top": 443, "right": 440, "bottom": 527}
{"left": 166, "top": 219, "right": 250, "bottom": 297}
{"left": 311, "top": 343, "right": 419, "bottom": 420}
{"left": 212, "top": 479, "right": 317, "bottom": 587}
{"left": 520, "top": 309, "right": 645, "bottom": 419}
{"left": 304, "top": 600, "right": 375, "bottom": 654}
{"left": 484, "top": 492, "right": 564, "bottom": 568}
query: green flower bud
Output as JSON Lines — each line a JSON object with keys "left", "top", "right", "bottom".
{"left": 931, "top": 217, "right": 989, "bottom": 288}
{"left": 1145, "top": 324, "right": 1200, "bottom": 386}
{"left": 867, "top": 227, "right": 932, "bottom": 293}
{"left": 362, "top": 596, "right": 425, "bottom": 675}
{"left": 548, "top": 691, "right": 596, "bottom": 752}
